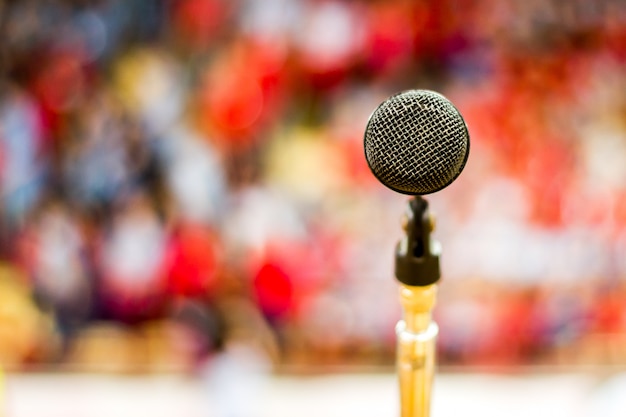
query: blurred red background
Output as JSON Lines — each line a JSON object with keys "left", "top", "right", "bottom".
{"left": 0, "top": 0, "right": 625, "bottom": 375}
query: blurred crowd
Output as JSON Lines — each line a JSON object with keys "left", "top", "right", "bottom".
{"left": 0, "top": 0, "right": 625, "bottom": 372}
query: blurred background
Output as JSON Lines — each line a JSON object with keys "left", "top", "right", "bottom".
{"left": 0, "top": 0, "right": 625, "bottom": 415}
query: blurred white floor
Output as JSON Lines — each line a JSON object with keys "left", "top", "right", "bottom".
{"left": 3, "top": 371, "right": 626, "bottom": 417}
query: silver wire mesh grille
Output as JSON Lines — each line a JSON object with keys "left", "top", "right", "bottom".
{"left": 364, "top": 90, "right": 470, "bottom": 195}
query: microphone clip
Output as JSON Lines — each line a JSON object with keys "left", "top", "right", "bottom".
{"left": 395, "top": 196, "right": 441, "bottom": 287}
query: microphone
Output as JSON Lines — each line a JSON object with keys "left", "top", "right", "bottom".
{"left": 364, "top": 89, "right": 469, "bottom": 195}
{"left": 363, "top": 90, "right": 470, "bottom": 417}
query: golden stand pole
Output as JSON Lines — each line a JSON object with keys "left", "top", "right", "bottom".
{"left": 396, "top": 283, "right": 438, "bottom": 417}
{"left": 393, "top": 196, "right": 440, "bottom": 417}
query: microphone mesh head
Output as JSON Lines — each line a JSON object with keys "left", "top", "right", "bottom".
{"left": 364, "top": 90, "right": 470, "bottom": 195}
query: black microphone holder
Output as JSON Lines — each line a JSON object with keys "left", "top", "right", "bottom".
{"left": 395, "top": 196, "right": 441, "bottom": 287}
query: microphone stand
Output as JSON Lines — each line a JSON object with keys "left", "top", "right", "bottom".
{"left": 395, "top": 196, "right": 441, "bottom": 417}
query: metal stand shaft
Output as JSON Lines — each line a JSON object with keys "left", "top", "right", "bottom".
{"left": 394, "top": 196, "right": 441, "bottom": 417}
{"left": 396, "top": 283, "right": 438, "bottom": 417}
